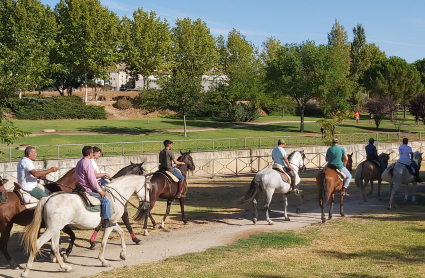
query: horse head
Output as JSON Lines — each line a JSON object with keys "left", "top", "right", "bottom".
{"left": 379, "top": 153, "right": 390, "bottom": 166}
{"left": 413, "top": 151, "right": 423, "bottom": 169}
{"left": 346, "top": 153, "right": 353, "bottom": 172}
{"left": 0, "top": 177, "right": 9, "bottom": 203}
{"left": 288, "top": 151, "right": 306, "bottom": 172}
{"left": 112, "top": 162, "right": 145, "bottom": 179}
{"left": 178, "top": 151, "right": 196, "bottom": 172}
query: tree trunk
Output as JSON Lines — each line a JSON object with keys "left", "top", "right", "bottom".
{"left": 403, "top": 106, "right": 406, "bottom": 118}
{"left": 299, "top": 106, "right": 305, "bottom": 132}
{"left": 183, "top": 114, "right": 187, "bottom": 137}
{"left": 84, "top": 72, "right": 88, "bottom": 103}
{"left": 282, "top": 106, "right": 284, "bottom": 118}
{"left": 38, "top": 84, "right": 41, "bottom": 95}
{"left": 19, "top": 89, "right": 22, "bottom": 99}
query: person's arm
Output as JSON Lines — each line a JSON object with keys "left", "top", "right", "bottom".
{"left": 325, "top": 155, "right": 328, "bottom": 161}
{"left": 283, "top": 157, "right": 294, "bottom": 170}
{"left": 172, "top": 159, "right": 185, "bottom": 165}
{"left": 94, "top": 171, "right": 110, "bottom": 178}
{"left": 85, "top": 163, "right": 105, "bottom": 196}
{"left": 342, "top": 154, "right": 348, "bottom": 167}
{"left": 29, "top": 167, "right": 59, "bottom": 178}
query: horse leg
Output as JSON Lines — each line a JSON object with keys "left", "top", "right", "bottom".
{"left": 388, "top": 182, "right": 399, "bottom": 210}
{"left": 252, "top": 194, "right": 259, "bottom": 225}
{"left": 264, "top": 191, "right": 273, "bottom": 225}
{"left": 403, "top": 183, "right": 410, "bottom": 203}
{"left": 359, "top": 179, "right": 366, "bottom": 204}
{"left": 98, "top": 226, "right": 114, "bottom": 267}
{"left": 121, "top": 207, "right": 141, "bottom": 245}
{"left": 283, "top": 195, "right": 290, "bottom": 221}
{"left": 51, "top": 231, "right": 73, "bottom": 272}
{"left": 412, "top": 182, "right": 417, "bottom": 204}
{"left": 328, "top": 193, "right": 334, "bottom": 220}
{"left": 295, "top": 192, "right": 303, "bottom": 214}
{"left": 377, "top": 179, "right": 382, "bottom": 200}
{"left": 61, "top": 225, "right": 75, "bottom": 262}
{"left": 179, "top": 197, "right": 188, "bottom": 224}
{"left": 89, "top": 224, "right": 102, "bottom": 249}
{"left": 368, "top": 180, "right": 373, "bottom": 197}
{"left": 160, "top": 199, "right": 173, "bottom": 229}
{"left": 340, "top": 191, "right": 345, "bottom": 217}
{"left": 0, "top": 222, "right": 18, "bottom": 269}
{"left": 114, "top": 225, "right": 126, "bottom": 260}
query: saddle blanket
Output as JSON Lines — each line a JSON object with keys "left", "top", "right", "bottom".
{"left": 326, "top": 165, "right": 346, "bottom": 181}
{"left": 20, "top": 190, "right": 39, "bottom": 210}
{"left": 272, "top": 164, "right": 291, "bottom": 184}
{"left": 165, "top": 170, "right": 180, "bottom": 182}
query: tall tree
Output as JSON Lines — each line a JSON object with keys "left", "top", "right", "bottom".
{"left": 0, "top": 0, "right": 57, "bottom": 99}
{"left": 361, "top": 56, "right": 423, "bottom": 119}
{"left": 265, "top": 41, "right": 329, "bottom": 132}
{"left": 413, "top": 58, "right": 425, "bottom": 86}
{"left": 121, "top": 8, "right": 172, "bottom": 89}
{"left": 158, "top": 18, "right": 218, "bottom": 136}
{"left": 54, "top": 0, "right": 120, "bottom": 102}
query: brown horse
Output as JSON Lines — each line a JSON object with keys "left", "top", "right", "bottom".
{"left": 142, "top": 151, "right": 195, "bottom": 235}
{"left": 354, "top": 153, "right": 390, "bottom": 204}
{"left": 43, "top": 162, "right": 145, "bottom": 249}
{"left": 0, "top": 177, "right": 75, "bottom": 269}
{"left": 316, "top": 153, "right": 353, "bottom": 223}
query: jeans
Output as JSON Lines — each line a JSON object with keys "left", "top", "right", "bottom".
{"left": 379, "top": 160, "right": 386, "bottom": 173}
{"left": 89, "top": 192, "right": 111, "bottom": 219}
{"left": 25, "top": 187, "right": 48, "bottom": 200}
{"left": 98, "top": 178, "right": 109, "bottom": 185}
{"left": 340, "top": 167, "right": 352, "bottom": 189}
{"left": 172, "top": 169, "right": 185, "bottom": 181}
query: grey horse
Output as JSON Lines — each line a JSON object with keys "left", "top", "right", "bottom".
{"left": 238, "top": 151, "right": 306, "bottom": 225}
{"left": 382, "top": 151, "right": 422, "bottom": 209}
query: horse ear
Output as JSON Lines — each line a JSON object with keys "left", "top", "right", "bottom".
{"left": 130, "top": 161, "right": 134, "bottom": 165}
{"left": 350, "top": 152, "right": 353, "bottom": 156}
{"left": 180, "top": 150, "right": 183, "bottom": 155}
{"left": 188, "top": 150, "right": 191, "bottom": 154}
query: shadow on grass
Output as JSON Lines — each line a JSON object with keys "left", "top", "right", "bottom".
{"left": 77, "top": 126, "right": 160, "bottom": 135}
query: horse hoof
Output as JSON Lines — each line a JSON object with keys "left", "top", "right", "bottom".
{"left": 267, "top": 220, "right": 274, "bottom": 225}
{"left": 284, "top": 217, "right": 290, "bottom": 221}
{"left": 133, "top": 238, "right": 142, "bottom": 245}
{"left": 51, "top": 257, "right": 57, "bottom": 263}
{"left": 183, "top": 220, "right": 188, "bottom": 225}
{"left": 102, "top": 262, "right": 112, "bottom": 267}
{"left": 413, "top": 201, "right": 417, "bottom": 205}
{"left": 10, "top": 261, "right": 19, "bottom": 269}
{"left": 387, "top": 206, "right": 391, "bottom": 210}
{"left": 296, "top": 208, "right": 300, "bottom": 214}
{"left": 90, "top": 241, "right": 96, "bottom": 250}
{"left": 159, "top": 224, "right": 165, "bottom": 229}
{"left": 120, "top": 252, "right": 126, "bottom": 260}
{"left": 252, "top": 218, "right": 257, "bottom": 225}
{"left": 321, "top": 219, "right": 326, "bottom": 223}
{"left": 64, "top": 265, "right": 73, "bottom": 272}
{"left": 143, "top": 230, "right": 149, "bottom": 236}
{"left": 340, "top": 214, "right": 345, "bottom": 217}
{"left": 20, "top": 272, "right": 28, "bottom": 278}
{"left": 63, "top": 254, "right": 68, "bottom": 263}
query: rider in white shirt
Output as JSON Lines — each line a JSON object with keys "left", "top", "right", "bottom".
{"left": 397, "top": 138, "right": 422, "bottom": 182}
{"left": 90, "top": 146, "right": 110, "bottom": 185}
{"left": 17, "top": 146, "right": 59, "bottom": 199}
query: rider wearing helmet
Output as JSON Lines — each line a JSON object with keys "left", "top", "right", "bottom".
{"left": 365, "top": 138, "right": 386, "bottom": 173}
{"left": 325, "top": 138, "right": 352, "bottom": 196}
{"left": 398, "top": 138, "right": 422, "bottom": 182}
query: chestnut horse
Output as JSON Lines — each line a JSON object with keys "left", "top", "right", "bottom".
{"left": 43, "top": 162, "right": 145, "bottom": 248}
{"left": 316, "top": 153, "right": 353, "bottom": 223}
{"left": 142, "top": 151, "right": 195, "bottom": 234}
{"left": 0, "top": 177, "right": 75, "bottom": 269}
{"left": 354, "top": 153, "right": 390, "bottom": 204}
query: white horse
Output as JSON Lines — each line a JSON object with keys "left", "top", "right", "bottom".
{"left": 382, "top": 151, "right": 422, "bottom": 209}
{"left": 238, "top": 151, "right": 305, "bottom": 225}
{"left": 20, "top": 175, "right": 150, "bottom": 278}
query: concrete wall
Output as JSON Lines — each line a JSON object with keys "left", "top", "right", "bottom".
{"left": 2, "top": 141, "right": 424, "bottom": 190}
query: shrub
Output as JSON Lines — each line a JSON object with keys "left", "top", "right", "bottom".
{"left": 6, "top": 96, "right": 106, "bottom": 119}
{"left": 226, "top": 104, "right": 259, "bottom": 122}
{"left": 113, "top": 98, "right": 133, "bottom": 110}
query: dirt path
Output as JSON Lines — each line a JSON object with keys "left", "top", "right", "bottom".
{"left": 0, "top": 190, "right": 406, "bottom": 278}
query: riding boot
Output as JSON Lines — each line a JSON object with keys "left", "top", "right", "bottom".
{"left": 289, "top": 171, "right": 301, "bottom": 194}
{"left": 341, "top": 187, "right": 350, "bottom": 196}
{"left": 102, "top": 219, "right": 116, "bottom": 228}
{"left": 415, "top": 172, "right": 422, "bottom": 183}
{"left": 175, "top": 180, "right": 186, "bottom": 198}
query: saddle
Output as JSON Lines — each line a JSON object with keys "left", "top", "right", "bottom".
{"left": 13, "top": 182, "right": 39, "bottom": 208}
{"left": 272, "top": 164, "right": 291, "bottom": 184}
{"left": 154, "top": 170, "right": 180, "bottom": 183}
{"left": 73, "top": 184, "right": 101, "bottom": 207}
{"left": 395, "top": 162, "right": 415, "bottom": 176}
{"left": 327, "top": 164, "right": 346, "bottom": 181}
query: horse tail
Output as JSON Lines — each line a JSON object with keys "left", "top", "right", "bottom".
{"left": 238, "top": 174, "right": 261, "bottom": 205}
{"left": 355, "top": 163, "right": 363, "bottom": 189}
{"left": 21, "top": 196, "right": 49, "bottom": 257}
{"left": 320, "top": 171, "right": 327, "bottom": 202}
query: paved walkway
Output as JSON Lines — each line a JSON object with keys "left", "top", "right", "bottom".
{"left": 0, "top": 189, "right": 409, "bottom": 278}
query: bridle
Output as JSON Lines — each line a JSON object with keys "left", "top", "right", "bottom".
{"left": 289, "top": 151, "right": 306, "bottom": 172}
{"left": 103, "top": 176, "right": 151, "bottom": 210}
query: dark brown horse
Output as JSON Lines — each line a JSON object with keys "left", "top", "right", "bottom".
{"left": 316, "top": 153, "right": 353, "bottom": 223}
{"left": 0, "top": 177, "right": 75, "bottom": 269}
{"left": 142, "top": 151, "right": 195, "bottom": 235}
{"left": 43, "top": 162, "right": 145, "bottom": 249}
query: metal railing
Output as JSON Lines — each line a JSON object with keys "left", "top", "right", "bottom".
{"left": 3, "top": 145, "right": 423, "bottom": 184}
{"left": 1, "top": 131, "right": 424, "bottom": 162}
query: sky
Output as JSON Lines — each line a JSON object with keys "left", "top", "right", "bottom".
{"left": 40, "top": 0, "right": 425, "bottom": 63}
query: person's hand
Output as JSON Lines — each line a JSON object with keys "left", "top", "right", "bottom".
{"left": 98, "top": 181, "right": 102, "bottom": 186}
{"left": 100, "top": 191, "right": 106, "bottom": 198}
{"left": 180, "top": 162, "right": 185, "bottom": 165}
{"left": 50, "top": 166, "right": 60, "bottom": 172}
{"left": 105, "top": 173, "right": 110, "bottom": 178}
{"left": 289, "top": 166, "right": 294, "bottom": 171}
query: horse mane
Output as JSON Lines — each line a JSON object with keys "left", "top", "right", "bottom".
{"left": 112, "top": 163, "right": 144, "bottom": 179}
{"left": 288, "top": 151, "right": 304, "bottom": 161}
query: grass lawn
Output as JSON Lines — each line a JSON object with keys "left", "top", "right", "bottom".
{"left": 91, "top": 192, "right": 425, "bottom": 278}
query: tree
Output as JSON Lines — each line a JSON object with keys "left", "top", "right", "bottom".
{"left": 361, "top": 56, "right": 423, "bottom": 119}
{"left": 365, "top": 97, "right": 393, "bottom": 129}
{"left": 121, "top": 8, "right": 172, "bottom": 89}
{"left": 157, "top": 18, "right": 218, "bottom": 136}
{"left": 0, "top": 0, "right": 57, "bottom": 99}
{"left": 409, "top": 93, "right": 425, "bottom": 125}
{"left": 265, "top": 41, "right": 329, "bottom": 132}
{"left": 413, "top": 58, "right": 425, "bottom": 86}
{"left": 54, "top": 0, "right": 121, "bottom": 102}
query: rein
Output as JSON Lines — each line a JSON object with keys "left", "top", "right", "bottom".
{"left": 43, "top": 178, "right": 75, "bottom": 191}
{"left": 103, "top": 177, "right": 151, "bottom": 210}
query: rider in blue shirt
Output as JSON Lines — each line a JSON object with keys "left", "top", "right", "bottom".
{"left": 272, "top": 139, "right": 298, "bottom": 193}
{"left": 365, "top": 138, "right": 386, "bottom": 173}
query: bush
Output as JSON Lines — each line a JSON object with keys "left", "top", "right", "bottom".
{"left": 226, "top": 104, "right": 259, "bottom": 122}
{"left": 113, "top": 98, "right": 133, "bottom": 110}
{"left": 6, "top": 96, "right": 107, "bottom": 119}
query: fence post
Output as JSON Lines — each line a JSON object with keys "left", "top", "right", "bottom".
{"left": 235, "top": 157, "right": 238, "bottom": 176}
{"left": 196, "top": 140, "right": 198, "bottom": 152}
{"left": 212, "top": 139, "right": 215, "bottom": 151}
{"left": 57, "top": 145, "right": 60, "bottom": 159}
{"left": 259, "top": 138, "right": 262, "bottom": 149}
{"left": 228, "top": 138, "right": 231, "bottom": 150}
{"left": 141, "top": 142, "right": 144, "bottom": 154}
{"left": 122, "top": 144, "right": 124, "bottom": 155}
{"left": 258, "top": 156, "right": 260, "bottom": 173}
{"left": 9, "top": 147, "right": 12, "bottom": 162}
{"left": 244, "top": 138, "right": 247, "bottom": 149}
{"left": 211, "top": 158, "right": 215, "bottom": 178}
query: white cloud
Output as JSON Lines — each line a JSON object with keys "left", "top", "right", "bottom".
{"left": 100, "top": 0, "right": 133, "bottom": 13}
